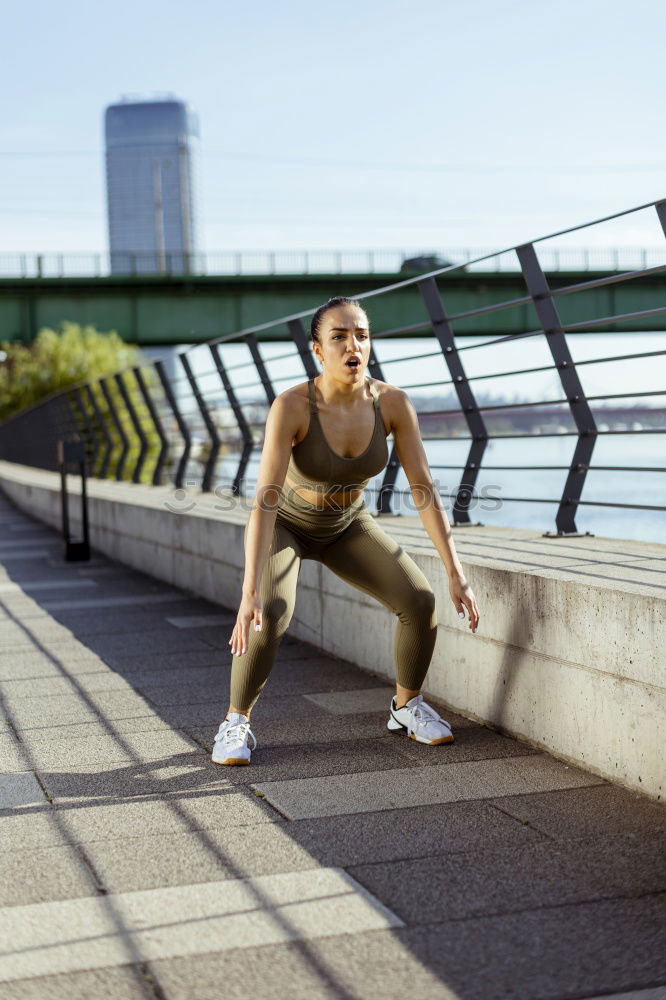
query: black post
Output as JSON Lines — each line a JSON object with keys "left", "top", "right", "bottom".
{"left": 154, "top": 359, "right": 191, "bottom": 489}
{"left": 418, "top": 277, "right": 488, "bottom": 526}
{"left": 179, "top": 352, "right": 221, "bottom": 493}
{"left": 57, "top": 439, "right": 90, "bottom": 561}
{"left": 209, "top": 343, "right": 254, "bottom": 496}
{"left": 517, "top": 243, "right": 597, "bottom": 537}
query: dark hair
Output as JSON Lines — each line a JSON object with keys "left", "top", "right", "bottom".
{"left": 310, "top": 296, "right": 368, "bottom": 343}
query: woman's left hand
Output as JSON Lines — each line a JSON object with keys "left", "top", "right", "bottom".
{"left": 449, "top": 574, "right": 480, "bottom": 633}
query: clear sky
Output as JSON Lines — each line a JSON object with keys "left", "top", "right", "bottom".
{"left": 2, "top": 0, "right": 664, "bottom": 255}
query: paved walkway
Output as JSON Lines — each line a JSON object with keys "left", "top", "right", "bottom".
{"left": 0, "top": 491, "right": 664, "bottom": 1000}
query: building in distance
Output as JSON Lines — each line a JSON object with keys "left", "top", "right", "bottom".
{"left": 104, "top": 95, "right": 201, "bottom": 275}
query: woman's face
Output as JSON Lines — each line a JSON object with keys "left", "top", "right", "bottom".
{"left": 314, "top": 304, "right": 370, "bottom": 380}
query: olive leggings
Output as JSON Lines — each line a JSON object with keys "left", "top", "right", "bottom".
{"left": 230, "top": 495, "right": 438, "bottom": 714}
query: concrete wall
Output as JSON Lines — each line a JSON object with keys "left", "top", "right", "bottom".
{"left": 1, "top": 460, "right": 663, "bottom": 802}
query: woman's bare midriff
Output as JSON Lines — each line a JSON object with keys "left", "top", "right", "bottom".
{"left": 283, "top": 473, "right": 363, "bottom": 508}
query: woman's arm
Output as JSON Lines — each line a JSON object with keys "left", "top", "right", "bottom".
{"left": 389, "top": 387, "right": 480, "bottom": 632}
{"left": 242, "top": 392, "right": 300, "bottom": 596}
{"left": 229, "top": 393, "right": 301, "bottom": 657}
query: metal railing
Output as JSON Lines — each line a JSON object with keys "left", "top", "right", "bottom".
{"left": 1, "top": 245, "right": 665, "bottom": 279}
{"left": 1, "top": 197, "right": 664, "bottom": 537}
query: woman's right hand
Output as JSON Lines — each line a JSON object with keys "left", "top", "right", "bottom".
{"left": 228, "top": 590, "right": 263, "bottom": 656}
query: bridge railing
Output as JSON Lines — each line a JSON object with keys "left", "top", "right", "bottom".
{"left": 1, "top": 197, "right": 664, "bottom": 537}
{"left": 1, "top": 245, "right": 665, "bottom": 279}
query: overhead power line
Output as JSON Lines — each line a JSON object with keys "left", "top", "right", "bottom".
{"left": 0, "top": 148, "right": 663, "bottom": 173}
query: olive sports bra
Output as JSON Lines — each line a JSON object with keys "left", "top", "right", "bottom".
{"left": 286, "top": 376, "right": 389, "bottom": 494}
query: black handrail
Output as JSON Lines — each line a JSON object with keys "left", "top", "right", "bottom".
{"left": 0, "top": 197, "right": 664, "bottom": 538}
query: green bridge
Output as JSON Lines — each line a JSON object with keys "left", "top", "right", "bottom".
{"left": 1, "top": 268, "right": 664, "bottom": 345}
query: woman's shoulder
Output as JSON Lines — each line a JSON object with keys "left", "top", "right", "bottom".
{"left": 370, "top": 377, "right": 407, "bottom": 431}
{"left": 279, "top": 381, "right": 310, "bottom": 409}
{"left": 279, "top": 375, "right": 400, "bottom": 406}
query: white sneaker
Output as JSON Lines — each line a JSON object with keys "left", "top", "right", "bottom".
{"left": 211, "top": 711, "right": 257, "bottom": 765}
{"left": 387, "top": 694, "right": 454, "bottom": 745}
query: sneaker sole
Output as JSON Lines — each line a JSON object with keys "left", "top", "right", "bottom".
{"left": 409, "top": 732, "right": 454, "bottom": 745}
{"left": 388, "top": 720, "right": 454, "bottom": 745}
{"left": 212, "top": 757, "right": 250, "bottom": 766}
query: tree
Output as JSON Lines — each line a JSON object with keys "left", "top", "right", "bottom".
{"left": 0, "top": 321, "right": 142, "bottom": 420}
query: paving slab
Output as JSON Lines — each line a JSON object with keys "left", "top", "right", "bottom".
{"left": 84, "top": 822, "right": 323, "bottom": 892}
{"left": 305, "top": 687, "right": 405, "bottom": 714}
{"left": 13, "top": 715, "right": 174, "bottom": 742}
{"left": 56, "top": 788, "right": 279, "bottom": 845}
{"left": 0, "top": 843, "right": 98, "bottom": 907}
{"left": 120, "top": 664, "right": 233, "bottom": 690}
{"left": 580, "top": 990, "right": 666, "bottom": 1000}
{"left": 0, "top": 649, "right": 114, "bottom": 680}
{"left": 165, "top": 613, "right": 235, "bottom": 628}
{"left": 40, "top": 754, "right": 236, "bottom": 803}
{"left": 0, "top": 809, "right": 68, "bottom": 849}
{"left": 0, "top": 733, "right": 30, "bottom": 772}
{"left": 148, "top": 931, "right": 458, "bottom": 1000}
{"left": 0, "top": 672, "right": 133, "bottom": 700}
{"left": 158, "top": 692, "right": 331, "bottom": 728}
{"left": 285, "top": 798, "right": 546, "bottom": 867}
{"left": 0, "top": 621, "right": 81, "bottom": 648}
{"left": 136, "top": 661, "right": 393, "bottom": 708}
{"left": 0, "top": 550, "right": 51, "bottom": 562}
{"left": 0, "top": 656, "right": 102, "bottom": 682}
{"left": 148, "top": 897, "right": 666, "bottom": 1000}
{"left": 492, "top": 783, "right": 666, "bottom": 840}
{"left": 1, "top": 579, "right": 97, "bottom": 593}
{"left": 40, "top": 593, "right": 195, "bottom": 611}
{"left": 0, "top": 868, "right": 403, "bottom": 983}
{"left": 30, "top": 611, "right": 206, "bottom": 638}
{"left": 22, "top": 729, "right": 203, "bottom": 769}
{"left": 80, "top": 648, "right": 224, "bottom": 673}
{"left": 66, "top": 629, "right": 216, "bottom": 658}
{"left": 210, "top": 737, "right": 428, "bottom": 787}
{"left": 253, "top": 754, "right": 606, "bottom": 820}
{"left": 0, "top": 965, "right": 156, "bottom": 1000}
{"left": 390, "top": 895, "right": 666, "bottom": 1000}
{"left": 42, "top": 740, "right": 426, "bottom": 802}
{"left": 0, "top": 771, "right": 48, "bottom": 808}
{"left": 4, "top": 689, "right": 157, "bottom": 729}
{"left": 346, "top": 832, "right": 666, "bottom": 925}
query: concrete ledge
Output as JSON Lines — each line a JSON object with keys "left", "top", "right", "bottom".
{"left": 0, "top": 459, "right": 663, "bottom": 801}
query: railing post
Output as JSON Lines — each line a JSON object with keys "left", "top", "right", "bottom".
{"left": 245, "top": 333, "right": 277, "bottom": 405}
{"left": 154, "top": 359, "right": 191, "bottom": 489}
{"left": 99, "top": 377, "right": 129, "bottom": 481}
{"left": 655, "top": 199, "right": 666, "bottom": 238}
{"left": 516, "top": 242, "right": 597, "bottom": 536}
{"left": 418, "top": 277, "right": 488, "bottom": 526}
{"left": 179, "top": 352, "right": 221, "bottom": 493}
{"left": 363, "top": 348, "right": 397, "bottom": 517}
{"left": 114, "top": 371, "right": 149, "bottom": 484}
{"left": 86, "top": 383, "right": 114, "bottom": 479}
{"left": 287, "top": 318, "right": 319, "bottom": 378}
{"left": 72, "top": 387, "right": 98, "bottom": 473}
{"left": 209, "top": 343, "right": 254, "bottom": 496}
{"left": 133, "top": 366, "right": 169, "bottom": 486}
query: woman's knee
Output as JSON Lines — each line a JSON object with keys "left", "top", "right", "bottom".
{"left": 259, "top": 594, "right": 295, "bottom": 634}
{"left": 398, "top": 586, "right": 437, "bottom": 627}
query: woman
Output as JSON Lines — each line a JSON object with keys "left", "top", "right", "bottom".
{"left": 213, "top": 296, "right": 480, "bottom": 765}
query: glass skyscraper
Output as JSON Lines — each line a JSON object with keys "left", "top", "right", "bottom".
{"left": 104, "top": 97, "right": 201, "bottom": 275}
